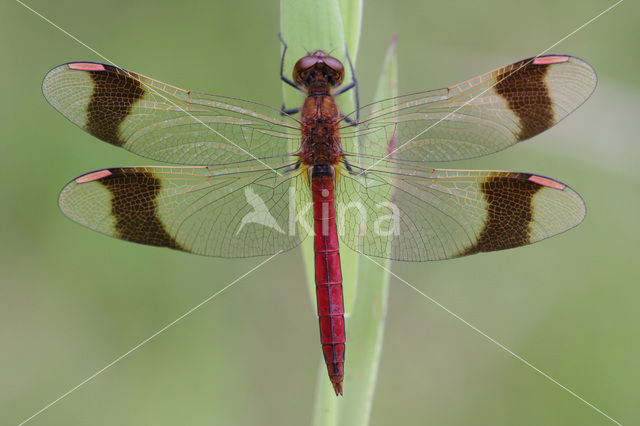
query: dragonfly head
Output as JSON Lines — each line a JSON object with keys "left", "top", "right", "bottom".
{"left": 293, "top": 51, "right": 344, "bottom": 88}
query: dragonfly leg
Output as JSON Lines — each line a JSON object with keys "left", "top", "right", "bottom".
{"left": 334, "top": 44, "right": 360, "bottom": 123}
{"left": 334, "top": 80, "right": 356, "bottom": 95}
{"left": 340, "top": 113, "right": 356, "bottom": 126}
{"left": 342, "top": 157, "right": 362, "bottom": 176}
{"left": 282, "top": 161, "right": 302, "bottom": 174}
{"left": 278, "top": 33, "right": 301, "bottom": 91}
{"left": 280, "top": 105, "right": 300, "bottom": 117}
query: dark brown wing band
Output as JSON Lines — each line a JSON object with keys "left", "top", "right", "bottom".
{"left": 97, "top": 168, "right": 186, "bottom": 250}
{"left": 461, "top": 174, "right": 543, "bottom": 255}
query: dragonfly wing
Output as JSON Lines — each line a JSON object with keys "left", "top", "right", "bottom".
{"left": 335, "top": 165, "right": 585, "bottom": 261}
{"left": 59, "top": 165, "right": 311, "bottom": 258}
{"left": 341, "top": 55, "right": 596, "bottom": 164}
{"left": 43, "top": 62, "right": 299, "bottom": 166}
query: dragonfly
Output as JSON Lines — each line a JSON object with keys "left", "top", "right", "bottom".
{"left": 43, "top": 42, "right": 596, "bottom": 395}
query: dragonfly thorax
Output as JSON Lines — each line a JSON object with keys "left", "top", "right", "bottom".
{"left": 299, "top": 94, "right": 343, "bottom": 166}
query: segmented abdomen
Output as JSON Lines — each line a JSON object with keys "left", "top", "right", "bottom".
{"left": 311, "top": 169, "right": 345, "bottom": 395}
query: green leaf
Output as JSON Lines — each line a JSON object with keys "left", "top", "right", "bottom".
{"left": 338, "top": 0, "right": 363, "bottom": 63}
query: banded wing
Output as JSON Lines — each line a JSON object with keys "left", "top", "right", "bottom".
{"left": 43, "top": 62, "right": 299, "bottom": 166}
{"left": 341, "top": 55, "right": 596, "bottom": 164}
{"left": 59, "top": 165, "right": 311, "bottom": 258}
{"left": 335, "top": 163, "right": 585, "bottom": 261}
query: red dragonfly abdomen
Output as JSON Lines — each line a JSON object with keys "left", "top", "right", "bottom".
{"left": 311, "top": 166, "right": 345, "bottom": 396}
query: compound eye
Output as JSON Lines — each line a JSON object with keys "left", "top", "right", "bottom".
{"left": 293, "top": 56, "right": 320, "bottom": 85}
{"left": 323, "top": 56, "right": 344, "bottom": 74}
{"left": 323, "top": 56, "right": 345, "bottom": 86}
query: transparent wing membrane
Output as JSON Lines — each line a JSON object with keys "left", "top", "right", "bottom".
{"left": 335, "top": 164, "right": 585, "bottom": 261}
{"left": 49, "top": 55, "right": 593, "bottom": 261}
{"left": 59, "top": 165, "right": 311, "bottom": 258}
{"left": 341, "top": 55, "right": 596, "bottom": 164}
{"left": 43, "top": 62, "right": 300, "bottom": 166}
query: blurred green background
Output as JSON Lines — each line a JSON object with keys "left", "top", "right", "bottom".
{"left": 1, "top": 0, "right": 638, "bottom": 424}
